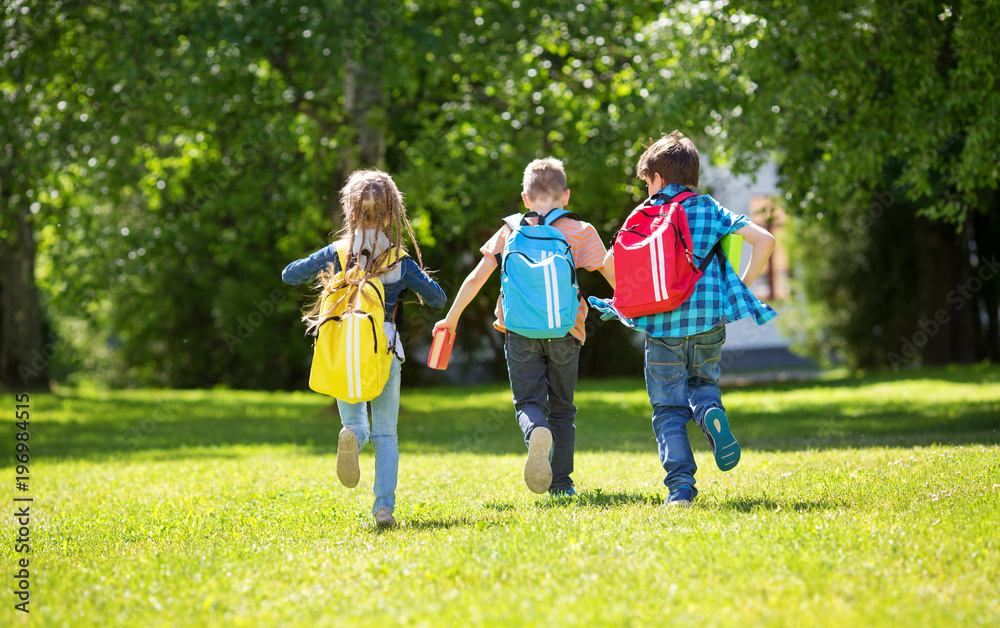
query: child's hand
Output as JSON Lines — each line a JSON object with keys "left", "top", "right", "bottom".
{"left": 433, "top": 319, "right": 457, "bottom": 334}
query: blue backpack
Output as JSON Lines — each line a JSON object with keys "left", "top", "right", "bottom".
{"left": 499, "top": 209, "right": 580, "bottom": 338}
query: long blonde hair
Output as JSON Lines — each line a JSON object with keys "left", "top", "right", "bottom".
{"left": 303, "top": 169, "right": 424, "bottom": 333}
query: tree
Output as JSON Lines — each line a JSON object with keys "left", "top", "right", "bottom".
{"left": 0, "top": 0, "right": 105, "bottom": 390}
{"left": 650, "top": 1, "right": 1000, "bottom": 367}
{"left": 27, "top": 1, "right": 679, "bottom": 388}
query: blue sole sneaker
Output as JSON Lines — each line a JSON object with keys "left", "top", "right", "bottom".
{"left": 663, "top": 484, "right": 695, "bottom": 508}
{"left": 703, "top": 407, "right": 741, "bottom": 471}
{"left": 549, "top": 486, "right": 577, "bottom": 499}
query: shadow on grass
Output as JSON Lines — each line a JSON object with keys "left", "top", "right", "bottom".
{"left": 714, "top": 496, "right": 850, "bottom": 513}
{"left": 387, "top": 516, "right": 512, "bottom": 532}
{"left": 536, "top": 489, "right": 659, "bottom": 509}
{"left": 11, "top": 365, "right": 1000, "bottom": 463}
{"left": 483, "top": 501, "right": 516, "bottom": 512}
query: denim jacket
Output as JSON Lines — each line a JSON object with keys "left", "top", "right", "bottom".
{"left": 282, "top": 239, "right": 447, "bottom": 359}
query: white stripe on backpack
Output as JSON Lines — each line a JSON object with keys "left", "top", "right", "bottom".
{"left": 353, "top": 315, "right": 362, "bottom": 399}
{"left": 549, "top": 257, "right": 561, "bottom": 328}
{"left": 540, "top": 255, "right": 561, "bottom": 329}
{"left": 650, "top": 237, "right": 661, "bottom": 302}
{"left": 658, "top": 234, "right": 668, "bottom": 298}
{"left": 345, "top": 314, "right": 354, "bottom": 399}
{"left": 649, "top": 234, "right": 669, "bottom": 301}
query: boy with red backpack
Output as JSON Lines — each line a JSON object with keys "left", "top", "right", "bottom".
{"left": 590, "top": 131, "right": 776, "bottom": 507}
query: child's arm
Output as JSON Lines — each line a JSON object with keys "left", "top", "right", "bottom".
{"left": 401, "top": 258, "right": 447, "bottom": 308}
{"left": 734, "top": 222, "right": 775, "bottom": 287}
{"left": 433, "top": 254, "right": 498, "bottom": 333}
{"left": 601, "top": 250, "right": 616, "bottom": 289}
{"left": 281, "top": 243, "right": 337, "bottom": 285}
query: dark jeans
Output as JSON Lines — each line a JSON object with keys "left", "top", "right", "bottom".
{"left": 645, "top": 325, "right": 726, "bottom": 495}
{"left": 504, "top": 331, "right": 581, "bottom": 491}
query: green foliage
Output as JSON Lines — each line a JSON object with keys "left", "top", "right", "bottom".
{"left": 22, "top": 1, "right": 683, "bottom": 388}
{"left": 15, "top": 0, "right": 1000, "bottom": 386}
{"left": 656, "top": 1, "right": 1000, "bottom": 367}
{"left": 668, "top": 1, "right": 1000, "bottom": 222}
{"left": 2, "top": 366, "right": 998, "bottom": 625}
{"left": 778, "top": 170, "right": 922, "bottom": 368}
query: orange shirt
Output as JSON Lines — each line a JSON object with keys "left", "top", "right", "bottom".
{"left": 481, "top": 213, "right": 608, "bottom": 343}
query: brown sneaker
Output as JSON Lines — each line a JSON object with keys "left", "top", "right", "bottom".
{"left": 524, "top": 427, "right": 553, "bottom": 494}
{"left": 374, "top": 507, "right": 397, "bottom": 529}
{"left": 337, "top": 427, "right": 360, "bottom": 488}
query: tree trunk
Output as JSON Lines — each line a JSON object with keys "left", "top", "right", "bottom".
{"left": 0, "top": 203, "right": 50, "bottom": 391}
{"left": 915, "top": 216, "right": 977, "bottom": 365}
{"left": 352, "top": 60, "right": 385, "bottom": 171}
{"left": 972, "top": 199, "right": 1000, "bottom": 361}
{"left": 334, "top": 58, "right": 386, "bottom": 225}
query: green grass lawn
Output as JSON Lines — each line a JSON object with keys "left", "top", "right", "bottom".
{"left": 2, "top": 364, "right": 999, "bottom": 626}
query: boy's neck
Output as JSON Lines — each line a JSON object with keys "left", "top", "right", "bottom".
{"left": 533, "top": 205, "right": 564, "bottom": 216}
{"left": 522, "top": 189, "right": 570, "bottom": 215}
{"left": 525, "top": 198, "right": 565, "bottom": 215}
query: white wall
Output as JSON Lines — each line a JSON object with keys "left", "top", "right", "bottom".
{"left": 700, "top": 157, "right": 791, "bottom": 350}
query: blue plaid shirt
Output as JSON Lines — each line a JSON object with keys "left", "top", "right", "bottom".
{"left": 590, "top": 184, "right": 776, "bottom": 338}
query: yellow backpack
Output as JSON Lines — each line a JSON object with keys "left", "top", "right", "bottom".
{"left": 309, "top": 247, "right": 401, "bottom": 402}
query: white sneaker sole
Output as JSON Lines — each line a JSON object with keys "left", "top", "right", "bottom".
{"left": 375, "top": 508, "right": 396, "bottom": 529}
{"left": 663, "top": 499, "right": 692, "bottom": 508}
{"left": 337, "top": 428, "right": 360, "bottom": 488}
{"left": 524, "top": 427, "right": 553, "bottom": 494}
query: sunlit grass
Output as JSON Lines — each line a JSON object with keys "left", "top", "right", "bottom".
{"left": 1, "top": 365, "right": 998, "bottom": 626}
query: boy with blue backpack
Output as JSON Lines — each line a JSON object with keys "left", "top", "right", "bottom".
{"left": 434, "top": 158, "right": 614, "bottom": 496}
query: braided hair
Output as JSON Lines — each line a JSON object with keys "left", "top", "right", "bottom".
{"left": 303, "top": 170, "right": 424, "bottom": 333}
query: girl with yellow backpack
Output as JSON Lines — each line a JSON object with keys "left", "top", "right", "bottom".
{"left": 282, "top": 169, "right": 446, "bottom": 529}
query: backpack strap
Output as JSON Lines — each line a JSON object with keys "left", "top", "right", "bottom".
{"left": 654, "top": 192, "right": 722, "bottom": 275}
{"left": 613, "top": 191, "right": 700, "bottom": 247}
{"left": 336, "top": 245, "right": 402, "bottom": 274}
{"left": 537, "top": 208, "right": 581, "bottom": 225}
{"left": 637, "top": 190, "right": 697, "bottom": 218}
{"left": 505, "top": 209, "right": 581, "bottom": 229}
{"left": 502, "top": 213, "right": 523, "bottom": 230}
{"left": 646, "top": 190, "right": 697, "bottom": 208}
{"left": 698, "top": 241, "right": 725, "bottom": 274}
{"left": 496, "top": 214, "right": 523, "bottom": 264}
{"left": 495, "top": 210, "right": 580, "bottom": 265}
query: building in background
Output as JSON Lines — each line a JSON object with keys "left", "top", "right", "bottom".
{"left": 700, "top": 159, "right": 813, "bottom": 374}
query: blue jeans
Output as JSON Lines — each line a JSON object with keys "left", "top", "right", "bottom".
{"left": 504, "top": 332, "right": 581, "bottom": 492}
{"left": 336, "top": 357, "right": 402, "bottom": 515}
{"left": 645, "top": 325, "right": 727, "bottom": 496}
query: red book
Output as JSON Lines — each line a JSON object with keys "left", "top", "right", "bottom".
{"left": 427, "top": 329, "right": 455, "bottom": 370}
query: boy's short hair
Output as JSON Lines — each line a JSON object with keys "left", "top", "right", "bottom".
{"left": 636, "top": 131, "right": 699, "bottom": 188}
{"left": 522, "top": 157, "right": 567, "bottom": 201}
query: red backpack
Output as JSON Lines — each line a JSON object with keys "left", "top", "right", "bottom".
{"left": 611, "top": 191, "right": 722, "bottom": 318}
